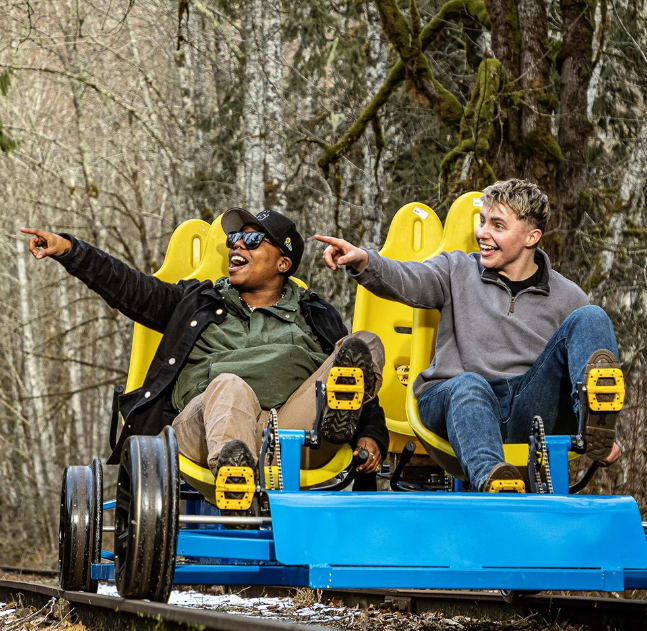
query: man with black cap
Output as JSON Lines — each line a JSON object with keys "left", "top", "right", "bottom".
{"left": 21, "top": 210, "right": 388, "bottom": 501}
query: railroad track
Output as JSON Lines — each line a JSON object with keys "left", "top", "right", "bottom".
{"left": 320, "top": 587, "right": 647, "bottom": 631}
{"left": 0, "top": 566, "right": 57, "bottom": 578}
{"left": 0, "top": 580, "right": 326, "bottom": 631}
{"left": 2, "top": 576, "right": 647, "bottom": 631}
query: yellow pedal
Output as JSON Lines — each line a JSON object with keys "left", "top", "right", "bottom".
{"left": 215, "top": 466, "right": 255, "bottom": 510}
{"left": 587, "top": 368, "right": 625, "bottom": 412}
{"left": 326, "top": 366, "right": 364, "bottom": 411}
{"left": 488, "top": 480, "right": 526, "bottom": 493}
{"left": 396, "top": 365, "right": 410, "bottom": 385}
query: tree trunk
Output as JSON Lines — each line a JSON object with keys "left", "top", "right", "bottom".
{"left": 361, "top": 1, "right": 388, "bottom": 250}
{"left": 16, "top": 238, "right": 56, "bottom": 546}
{"left": 555, "top": 0, "right": 596, "bottom": 248}
{"left": 57, "top": 273, "right": 87, "bottom": 460}
{"left": 262, "top": 0, "right": 287, "bottom": 212}
{"left": 244, "top": 0, "right": 266, "bottom": 213}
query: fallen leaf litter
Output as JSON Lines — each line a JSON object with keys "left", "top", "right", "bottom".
{"left": 0, "top": 585, "right": 588, "bottom": 631}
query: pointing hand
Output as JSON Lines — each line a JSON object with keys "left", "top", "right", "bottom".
{"left": 20, "top": 228, "right": 72, "bottom": 260}
{"left": 314, "top": 235, "right": 369, "bottom": 272}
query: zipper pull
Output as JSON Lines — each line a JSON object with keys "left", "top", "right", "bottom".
{"left": 509, "top": 297, "right": 515, "bottom": 314}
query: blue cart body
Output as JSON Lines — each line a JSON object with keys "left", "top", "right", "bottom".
{"left": 93, "top": 431, "right": 647, "bottom": 593}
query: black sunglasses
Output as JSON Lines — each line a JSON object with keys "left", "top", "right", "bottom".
{"left": 226, "top": 231, "right": 271, "bottom": 250}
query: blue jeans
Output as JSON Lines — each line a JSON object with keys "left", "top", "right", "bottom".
{"left": 417, "top": 306, "right": 618, "bottom": 491}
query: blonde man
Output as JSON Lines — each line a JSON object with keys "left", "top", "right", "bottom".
{"left": 317, "top": 179, "right": 621, "bottom": 491}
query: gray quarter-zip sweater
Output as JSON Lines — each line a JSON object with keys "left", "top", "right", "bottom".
{"left": 350, "top": 249, "right": 589, "bottom": 397}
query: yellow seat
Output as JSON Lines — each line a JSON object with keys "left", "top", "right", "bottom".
{"left": 125, "top": 219, "right": 212, "bottom": 393}
{"left": 352, "top": 202, "right": 444, "bottom": 455}
{"left": 124, "top": 216, "right": 352, "bottom": 500}
{"left": 404, "top": 193, "right": 578, "bottom": 480}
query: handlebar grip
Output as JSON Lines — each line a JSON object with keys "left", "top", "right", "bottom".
{"left": 352, "top": 447, "right": 370, "bottom": 469}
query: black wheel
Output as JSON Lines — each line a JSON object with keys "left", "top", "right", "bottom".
{"left": 59, "top": 458, "right": 103, "bottom": 592}
{"left": 114, "top": 426, "right": 179, "bottom": 602}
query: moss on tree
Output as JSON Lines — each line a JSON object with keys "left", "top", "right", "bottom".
{"left": 441, "top": 58, "right": 506, "bottom": 187}
{"left": 317, "top": 0, "right": 489, "bottom": 175}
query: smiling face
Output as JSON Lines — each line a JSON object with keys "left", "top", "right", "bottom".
{"left": 228, "top": 224, "right": 292, "bottom": 292}
{"left": 475, "top": 203, "right": 542, "bottom": 279}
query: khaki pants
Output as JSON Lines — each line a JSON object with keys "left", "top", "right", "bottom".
{"left": 172, "top": 331, "right": 384, "bottom": 472}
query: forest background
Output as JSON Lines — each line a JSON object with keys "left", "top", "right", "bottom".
{"left": 0, "top": 0, "right": 646, "bottom": 561}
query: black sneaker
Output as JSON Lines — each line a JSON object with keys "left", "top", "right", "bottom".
{"left": 214, "top": 440, "right": 259, "bottom": 526}
{"left": 320, "top": 338, "right": 373, "bottom": 444}
{"left": 584, "top": 350, "right": 623, "bottom": 461}
{"left": 482, "top": 462, "right": 524, "bottom": 493}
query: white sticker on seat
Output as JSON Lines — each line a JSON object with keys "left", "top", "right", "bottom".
{"left": 473, "top": 197, "right": 484, "bottom": 207}
{"left": 413, "top": 206, "right": 428, "bottom": 220}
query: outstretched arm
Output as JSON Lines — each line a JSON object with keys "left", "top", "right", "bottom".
{"left": 21, "top": 227, "right": 185, "bottom": 333}
{"left": 315, "top": 233, "right": 451, "bottom": 310}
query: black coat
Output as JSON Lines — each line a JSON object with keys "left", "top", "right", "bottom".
{"left": 55, "top": 235, "right": 389, "bottom": 465}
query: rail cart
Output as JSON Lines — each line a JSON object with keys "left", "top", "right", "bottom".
{"left": 58, "top": 194, "right": 647, "bottom": 602}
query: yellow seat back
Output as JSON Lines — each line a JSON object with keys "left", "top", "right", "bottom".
{"left": 352, "top": 203, "right": 444, "bottom": 454}
{"left": 404, "top": 193, "right": 491, "bottom": 477}
{"left": 125, "top": 219, "right": 212, "bottom": 393}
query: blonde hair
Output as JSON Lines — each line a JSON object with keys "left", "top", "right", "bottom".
{"left": 481, "top": 179, "right": 551, "bottom": 232}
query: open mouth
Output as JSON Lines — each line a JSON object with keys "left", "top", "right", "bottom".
{"left": 479, "top": 243, "right": 499, "bottom": 255}
{"left": 229, "top": 253, "right": 249, "bottom": 271}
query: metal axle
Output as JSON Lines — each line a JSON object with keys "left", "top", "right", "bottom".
{"left": 102, "top": 514, "right": 272, "bottom": 532}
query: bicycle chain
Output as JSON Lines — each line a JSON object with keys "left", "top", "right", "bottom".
{"left": 265, "top": 409, "right": 283, "bottom": 491}
{"left": 532, "top": 416, "right": 554, "bottom": 494}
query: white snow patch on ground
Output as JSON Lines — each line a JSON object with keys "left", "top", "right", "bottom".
{"left": 0, "top": 606, "right": 16, "bottom": 618}
{"left": 97, "top": 584, "right": 352, "bottom": 621}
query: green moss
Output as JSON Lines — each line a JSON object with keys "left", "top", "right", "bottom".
{"left": 0, "top": 132, "right": 15, "bottom": 153}
{"left": 0, "top": 117, "right": 15, "bottom": 153}
{"left": 581, "top": 259, "right": 607, "bottom": 292}
{"left": 87, "top": 182, "right": 100, "bottom": 198}
{"left": 0, "top": 70, "right": 11, "bottom": 97}
{"left": 549, "top": 39, "right": 562, "bottom": 65}
{"left": 524, "top": 130, "right": 563, "bottom": 162}
{"left": 376, "top": 0, "right": 412, "bottom": 54}
{"left": 316, "top": 61, "right": 406, "bottom": 175}
{"left": 422, "top": 0, "right": 490, "bottom": 46}
{"left": 579, "top": 188, "right": 593, "bottom": 214}
{"left": 432, "top": 75, "right": 463, "bottom": 126}
{"left": 318, "top": 0, "right": 489, "bottom": 177}
{"left": 622, "top": 228, "right": 647, "bottom": 237}
{"left": 439, "top": 58, "right": 506, "bottom": 183}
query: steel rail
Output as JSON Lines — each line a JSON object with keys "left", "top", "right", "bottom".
{"left": 0, "top": 580, "right": 333, "bottom": 631}
{"left": 2, "top": 576, "right": 647, "bottom": 630}
{"left": 0, "top": 566, "right": 57, "bottom": 577}
{"left": 317, "top": 587, "right": 647, "bottom": 631}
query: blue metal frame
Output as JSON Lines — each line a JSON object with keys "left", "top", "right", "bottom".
{"left": 93, "top": 430, "right": 647, "bottom": 592}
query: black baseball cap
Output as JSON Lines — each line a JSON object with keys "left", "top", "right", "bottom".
{"left": 221, "top": 207, "right": 305, "bottom": 275}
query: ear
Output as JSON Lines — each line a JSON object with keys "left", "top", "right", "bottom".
{"left": 278, "top": 255, "right": 291, "bottom": 274}
{"left": 526, "top": 228, "right": 542, "bottom": 248}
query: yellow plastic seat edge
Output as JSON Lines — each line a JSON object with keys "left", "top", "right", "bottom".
{"left": 179, "top": 445, "right": 354, "bottom": 502}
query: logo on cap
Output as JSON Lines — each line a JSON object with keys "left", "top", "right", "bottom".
{"left": 256, "top": 210, "right": 271, "bottom": 221}
{"left": 284, "top": 237, "right": 293, "bottom": 252}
